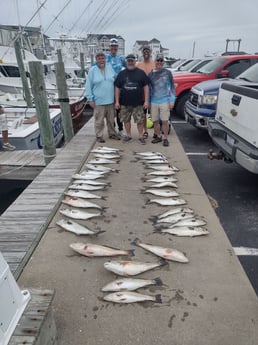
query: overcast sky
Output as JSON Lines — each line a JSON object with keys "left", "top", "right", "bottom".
{"left": 2, "top": 0, "right": 258, "bottom": 58}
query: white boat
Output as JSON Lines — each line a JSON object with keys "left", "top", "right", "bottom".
{"left": 0, "top": 107, "right": 63, "bottom": 150}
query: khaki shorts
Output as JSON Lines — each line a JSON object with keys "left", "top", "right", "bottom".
{"left": 120, "top": 105, "right": 145, "bottom": 124}
{"left": 0, "top": 113, "right": 8, "bottom": 131}
{"left": 150, "top": 103, "right": 170, "bottom": 122}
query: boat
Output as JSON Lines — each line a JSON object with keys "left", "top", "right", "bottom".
{"left": 0, "top": 107, "right": 63, "bottom": 150}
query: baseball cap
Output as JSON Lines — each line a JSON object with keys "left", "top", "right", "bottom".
{"left": 126, "top": 54, "right": 136, "bottom": 60}
{"left": 110, "top": 38, "right": 118, "bottom": 46}
{"left": 142, "top": 45, "right": 151, "bottom": 52}
{"left": 155, "top": 53, "right": 164, "bottom": 61}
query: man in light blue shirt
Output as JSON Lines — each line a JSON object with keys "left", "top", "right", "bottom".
{"left": 85, "top": 51, "right": 120, "bottom": 142}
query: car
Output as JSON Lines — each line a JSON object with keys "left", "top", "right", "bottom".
{"left": 174, "top": 58, "right": 212, "bottom": 73}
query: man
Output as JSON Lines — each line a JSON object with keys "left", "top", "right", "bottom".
{"left": 85, "top": 51, "right": 119, "bottom": 143}
{"left": 115, "top": 54, "right": 149, "bottom": 145}
{"left": 0, "top": 106, "right": 15, "bottom": 150}
{"left": 106, "top": 38, "right": 127, "bottom": 138}
{"left": 148, "top": 53, "right": 175, "bottom": 147}
{"left": 136, "top": 46, "right": 156, "bottom": 139}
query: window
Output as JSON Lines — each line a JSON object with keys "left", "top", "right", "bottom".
{"left": 0, "top": 65, "right": 20, "bottom": 77}
{"left": 225, "top": 59, "right": 254, "bottom": 78}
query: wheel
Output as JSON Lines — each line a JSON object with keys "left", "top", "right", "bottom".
{"left": 175, "top": 92, "right": 189, "bottom": 118}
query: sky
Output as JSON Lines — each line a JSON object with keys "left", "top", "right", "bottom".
{"left": 2, "top": 0, "right": 258, "bottom": 58}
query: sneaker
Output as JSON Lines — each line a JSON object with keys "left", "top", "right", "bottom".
{"left": 96, "top": 137, "right": 105, "bottom": 143}
{"left": 123, "top": 136, "right": 133, "bottom": 143}
{"left": 118, "top": 130, "right": 127, "bottom": 138}
{"left": 109, "top": 134, "right": 121, "bottom": 140}
{"left": 2, "top": 142, "right": 16, "bottom": 151}
{"left": 153, "top": 133, "right": 158, "bottom": 139}
{"left": 138, "top": 137, "right": 146, "bottom": 145}
{"left": 163, "top": 139, "right": 169, "bottom": 147}
{"left": 151, "top": 137, "right": 162, "bottom": 144}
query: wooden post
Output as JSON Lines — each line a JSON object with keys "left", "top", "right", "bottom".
{"left": 14, "top": 40, "right": 33, "bottom": 107}
{"left": 55, "top": 61, "right": 74, "bottom": 143}
{"left": 28, "top": 61, "right": 56, "bottom": 165}
{"left": 80, "top": 52, "right": 85, "bottom": 78}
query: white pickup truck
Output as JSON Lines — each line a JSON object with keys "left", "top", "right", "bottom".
{"left": 207, "top": 81, "right": 258, "bottom": 173}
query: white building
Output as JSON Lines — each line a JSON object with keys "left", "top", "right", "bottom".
{"left": 133, "top": 38, "right": 169, "bottom": 60}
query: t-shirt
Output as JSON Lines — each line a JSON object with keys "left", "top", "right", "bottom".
{"left": 115, "top": 68, "right": 149, "bottom": 107}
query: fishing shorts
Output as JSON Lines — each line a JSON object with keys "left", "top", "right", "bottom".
{"left": 120, "top": 105, "right": 145, "bottom": 124}
{"left": 0, "top": 113, "right": 8, "bottom": 131}
{"left": 151, "top": 103, "right": 170, "bottom": 122}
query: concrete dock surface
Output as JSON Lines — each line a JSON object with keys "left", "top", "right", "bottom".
{"left": 18, "top": 121, "right": 258, "bottom": 345}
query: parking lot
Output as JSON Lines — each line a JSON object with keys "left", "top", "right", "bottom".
{"left": 172, "top": 114, "right": 258, "bottom": 296}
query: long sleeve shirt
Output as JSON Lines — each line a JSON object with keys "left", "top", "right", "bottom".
{"left": 148, "top": 68, "right": 176, "bottom": 104}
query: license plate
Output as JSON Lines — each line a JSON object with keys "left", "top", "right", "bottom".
{"left": 226, "top": 134, "right": 235, "bottom": 147}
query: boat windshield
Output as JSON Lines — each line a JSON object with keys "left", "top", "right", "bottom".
{"left": 195, "top": 58, "right": 227, "bottom": 75}
{"left": 0, "top": 65, "right": 20, "bottom": 77}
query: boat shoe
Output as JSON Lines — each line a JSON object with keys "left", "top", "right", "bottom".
{"left": 2, "top": 142, "right": 16, "bottom": 150}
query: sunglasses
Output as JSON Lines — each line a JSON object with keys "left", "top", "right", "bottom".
{"left": 156, "top": 59, "right": 164, "bottom": 62}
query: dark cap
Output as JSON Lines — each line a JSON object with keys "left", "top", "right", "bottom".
{"left": 110, "top": 38, "right": 118, "bottom": 46}
{"left": 155, "top": 53, "right": 164, "bottom": 60}
{"left": 126, "top": 54, "right": 136, "bottom": 60}
{"left": 142, "top": 45, "right": 151, "bottom": 52}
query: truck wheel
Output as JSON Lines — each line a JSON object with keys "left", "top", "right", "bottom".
{"left": 175, "top": 92, "right": 189, "bottom": 118}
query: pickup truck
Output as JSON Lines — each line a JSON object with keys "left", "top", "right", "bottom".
{"left": 208, "top": 81, "right": 258, "bottom": 174}
{"left": 184, "top": 58, "right": 258, "bottom": 129}
{"left": 173, "top": 54, "right": 258, "bottom": 117}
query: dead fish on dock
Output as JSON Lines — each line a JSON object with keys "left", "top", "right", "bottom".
{"left": 101, "top": 277, "right": 163, "bottom": 292}
{"left": 146, "top": 170, "right": 175, "bottom": 176}
{"left": 64, "top": 189, "right": 106, "bottom": 200}
{"left": 104, "top": 259, "right": 167, "bottom": 276}
{"left": 61, "top": 197, "right": 103, "bottom": 209}
{"left": 132, "top": 238, "right": 189, "bottom": 263}
{"left": 85, "top": 164, "right": 119, "bottom": 173}
{"left": 103, "top": 291, "right": 162, "bottom": 304}
{"left": 136, "top": 155, "right": 166, "bottom": 161}
{"left": 59, "top": 208, "right": 102, "bottom": 220}
{"left": 145, "top": 164, "right": 179, "bottom": 172}
{"left": 56, "top": 219, "right": 105, "bottom": 236}
{"left": 69, "top": 183, "right": 107, "bottom": 191}
{"left": 143, "top": 176, "right": 177, "bottom": 183}
{"left": 149, "top": 182, "right": 178, "bottom": 188}
{"left": 168, "top": 218, "right": 207, "bottom": 228}
{"left": 155, "top": 207, "right": 194, "bottom": 220}
{"left": 134, "top": 151, "right": 163, "bottom": 157}
{"left": 71, "top": 180, "right": 110, "bottom": 186}
{"left": 93, "top": 153, "right": 121, "bottom": 160}
{"left": 95, "top": 146, "right": 122, "bottom": 152}
{"left": 156, "top": 226, "right": 209, "bottom": 237}
{"left": 88, "top": 158, "right": 119, "bottom": 164}
{"left": 70, "top": 243, "right": 134, "bottom": 257}
{"left": 142, "top": 189, "right": 179, "bottom": 198}
{"left": 72, "top": 173, "right": 105, "bottom": 180}
{"left": 146, "top": 198, "right": 187, "bottom": 206}
{"left": 142, "top": 159, "right": 169, "bottom": 165}
{"left": 154, "top": 212, "right": 195, "bottom": 224}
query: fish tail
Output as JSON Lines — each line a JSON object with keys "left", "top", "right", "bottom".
{"left": 107, "top": 182, "right": 112, "bottom": 187}
{"left": 101, "top": 196, "right": 107, "bottom": 200}
{"left": 154, "top": 277, "right": 163, "bottom": 286}
{"left": 113, "top": 169, "right": 120, "bottom": 173}
{"left": 153, "top": 227, "right": 162, "bottom": 233}
{"left": 95, "top": 230, "right": 106, "bottom": 236}
{"left": 145, "top": 199, "right": 151, "bottom": 205}
{"left": 159, "top": 259, "right": 169, "bottom": 267}
{"left": 131, "top": 238, "right": 141, "bottom": 246}
{"left": 128, "top": 249, "right": 135, "bottom": 257}
{"left": 155, "top": 294, "right": 162, "bottom": 303}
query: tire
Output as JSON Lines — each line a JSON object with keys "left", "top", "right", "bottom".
{"left": 175, "top": 92, "right": 189, "bottom": 118}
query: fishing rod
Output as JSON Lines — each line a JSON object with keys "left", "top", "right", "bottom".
{"left": 67, "top": 0, "right": 94, "bottom": 35}
{"left": 44, "top": 0, "right": 72, "bottom": 34}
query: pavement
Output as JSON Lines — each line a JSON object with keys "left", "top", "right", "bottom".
{"left": 18, "top": 121, "right": 258, "bottom": 345}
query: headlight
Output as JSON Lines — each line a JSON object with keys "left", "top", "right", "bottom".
{"left": 199, "top": 94, "right": 217, "bottom": 105}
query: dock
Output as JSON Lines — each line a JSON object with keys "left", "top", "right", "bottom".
{"left": 0, "top": 117, "right": 257, "bottom": 345}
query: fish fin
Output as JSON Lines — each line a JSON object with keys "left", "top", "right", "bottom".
{"left": 145, "top": 199, "right": 151, "bottom": 205}
{"left": 101, "top": 196, "right": 107, "bottom": 200}
{"left": 128, "top": 249, "right": 135, "bottom": 257}
{"left": 153, "top": 228, "right": 162, "bottom": 233}
{"left": 112, "top": 169, "right": 120, "bottom": 173}
{"left": 155, "top": 294, "right": 162, "bottom": 303}
{"left": 131, "top": 238, "right": 141, "bottom": 246}
{"left": 94, "top": 230, "right": 106, "bottom": 236}
{"left": 154, "top": 277, "right": 163, "bottom": 286}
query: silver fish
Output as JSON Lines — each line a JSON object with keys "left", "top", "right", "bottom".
{"left": 56, "top": 219, "right": 105, "bottom": 236}
{"left": 146, "top": 170, "right": 175, "bottom": 176}
{"left": 149, "top": 182, "right": 178, "bottom": 188}
{"left": 71, "top": 180, "right": 110, "bottom": 186}
{"left": 147, "top": 198, "right": 187, "bottom": 206}
{"left": 104, "top": 260, "right": 167, "bottom": 276}
{"left": 101, "top": 277, "right": 163, "bottom": 292}
{"left": 132, "top": 238, "right": 189, "bottom": 263}
{"left": 142, "top": 159, "right": 169, "bottom": 164}
{"left": 88, "top": 158, "right": 119, "bottom": 164}
{"left": 64, "top": 189, "right": 106, "bottom": 200}
{"left": 103, "top": 291, "right": 162, "bottom": 304}
{"left": 70, "top": 243, "right": 134, "bottom": 257}
{"left": 95, "top": 146, "right": 122, "bottom": 152}
{"left": 72, "top": 173, "right": 104, "bottom": 180}
{"left": 61, "top": 197, "right": 103, "bottom": 209}
{"left": 137, "top": 155, "right": 166, "bottom": 161}
{"left": 85, "top": 164, "right": 119, "bottom": 173}
{"left": 69, "top": 183, "right": 107, "bottom": 191}
{"left": 157, "top": 226, "right": 209, "bottom": 237}
{"left": 134, "top": 151, "right": 163, "bottom": 157}
{"left": 156, "top": 207, "right": 195, "bottom": 219}
{"left": 78, "top": 169, "right": 107, "bottom": 175}
{"left": 143, "top": 176, "right": 177, "bottom": 183}
{"left": 143, "top": 189, "right": 179, "bottom": 198}
{"left": 94, "top": 153, "right": 121, "bottom": 160}
{"left": 170, "top": 218, "right": 207, "bottom": 228}
{"left": 91, "top": 149, "right": 120, "bottom": 154}
{"left": 144, "top": 164, "right": 176, "bottom": 171}
{"left": 155, "top": 213, "right": 195, "bottom": 224}
{"left": 59, "top": 208, "right": 101, "bottom": 220}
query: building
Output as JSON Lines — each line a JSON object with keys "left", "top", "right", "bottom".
{"left": 83, "top": 34, "right": 125, "bottom": 57}
{"left": 133, "top": 38, "right": 169, "bottom": 60}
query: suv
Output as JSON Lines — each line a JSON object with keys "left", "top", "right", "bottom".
{"left": 173, "top": 54, "right": 258, "bottom": 117}
{"left": 185, "top": 58, "right": 258, "bottom": 129}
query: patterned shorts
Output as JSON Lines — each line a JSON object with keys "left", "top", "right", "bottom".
{"left": 120, "top": 105, "right": 145, "bottom": 124}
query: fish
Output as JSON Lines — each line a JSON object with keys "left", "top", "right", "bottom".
{"left": 136, "top": 155, "right": 166, "bottom": 161}
{"left": 142, "top": 189, "right": 179, "bottom": 198}
{"left": 156, "top": 226, "right": 209, "bottom": 237}
{"left": 61, "top": 196, "right": 103, "bottom": 209}
{"left": 142, "top": 159, "right": 169, "bottom": 165}
{"left": 69, "top": 183, "right": 107, "bottom": 191}
{"left": 103, "top": 291, "right": 162, "bottom": 304}
{"left": 134, "top": 151, "right": 163, "bottom": 157}
{"left": 59, "top": 208, "right": 102, "bottom": 220}
{"left": 146, "top": 198, "right": 187, "bottom": 206}
{"left": 56, "top": 219, "right": 105, "bottom": 236}
{"left": 70, "top": 243, "right": 134, "bottom": 257}
{"left": 149, "top": 182, "right": 178, "bottom": 188}
{"left": 169, "top": 218, "right": 207, "bottom": 228}
{"left": 91, "top": 149, "right": 121, "bottom": 154}
{"left": 77, "top": 169, "right": 107, "bottom": 175}
{"left": 145, "top": 164, "right": 180, "bottom": 172}
{"left": 154, "top": 212, "right": 195, "bottom": 224}
{"left": 95, "top": 146, "right": 122, "bottom": 152}
{"left": 71, "top": 180, "right": 110, "bottom": 186}
{"left": 85, "top": 164, "right": 119, "bottom": 173}
{"left": 93, "top": 153, "right": 121, "bottom": 160}
{"left": 143, "top": 176, "right": 177, "bottom": 183}
{"left": 64, "top": 189, "right": 106, "bottom": 200}
{"left": 146, "top": 170, "right": 176, "bottom": 176}
{"left": 104, "top": 260, "right": 167, "bottom": 276}
{"left": 88, "top": 158, "right": 119, "bottom": 164}
{"left": 72, "top": 173, "right": 104, "bottom": 180}
{"left": 132, "top": 238, "right": 189, "bottom": 263}
{"left": 155, "top": 207, "right": 195, "bottom": 220}
{"left": 101, "top": 277, "right": 163, "bottom": 292}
